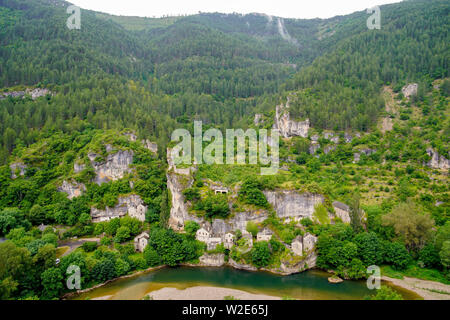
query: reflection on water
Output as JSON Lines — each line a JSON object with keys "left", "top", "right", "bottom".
{"left": 72, "top": 267, "right": 421, "bottom": 300}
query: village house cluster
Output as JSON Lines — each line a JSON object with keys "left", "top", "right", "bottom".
{"left": 194, "top": 224, "right": 317, "bottom": 257}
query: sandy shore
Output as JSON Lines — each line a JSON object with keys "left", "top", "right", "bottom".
{"left": 147, "top": 286, "right": 282, "bottom": 300}
{"left": 382, "top": 276, "right": 450, "bottom": 300}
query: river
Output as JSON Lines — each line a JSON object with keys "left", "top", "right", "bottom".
{"left": 71, "top": 267, "right": 421, "bottom": 300}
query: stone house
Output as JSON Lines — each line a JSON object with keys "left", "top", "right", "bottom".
{"left": 291, "top": 236, "right": 303, "bottom": 256}
{"left": 332, "top": 201, "right": 351, "bottom": 224}
{"left": 196, "top": 227, "right": 211, "bottom": 243}
{"left": 134, "top": 231, "right": 150, "bottom": 252}
{"left": 303, "top": 233, "right": 318, "bottom": 252}
{"left": 207, "top": 237, "right": 223, "bottom": 251}
{"left": 256, "top": 228, "right": 273, "bottom": 242}
{"left": 224, "top": 232, "right": 234, "bottom": 249}
{"left": 214, "top": 188, "right": 229, "bottom": 195}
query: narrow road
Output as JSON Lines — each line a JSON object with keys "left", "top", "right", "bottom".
{"left": 58, "top": 238, "right": 100, "bottom": 257}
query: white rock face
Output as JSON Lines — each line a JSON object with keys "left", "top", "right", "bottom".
{"left": 167, "top": 172, "right": 200, "bottom": 231}
{"left": 426, "top": 148, "right": 450, "bottom": 170}
{"left": 90, "top": 194, "right": 147, "bottom": 222}
{"left": 263, "top": 190, "right": 324, "bottom": 221}
{"left": 9, "top": 162, "right": 27, "bottom": 179}
{"left": 273, "top": 100, "right": 309, "bottom": 138}
{"left": 58, "top": 180, "right": 86, "bottom": 200}
{"left": 402, "top": 83, "right": 418, "bottom": 98}
{"left": 88, "top": 149, "right": 134, "bottom": 185}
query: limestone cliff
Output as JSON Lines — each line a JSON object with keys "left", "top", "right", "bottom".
{"left": 88, "top": 148, "right": 134, "bottom": 185}
{"left": 90, "top": 194, "right": 147, "bottom": 222}
{"left": 167, "top": 171, "right": 199, "bottom": 231}
{"left": 58, "top": 180, "right": 86, "bottom": 200}
{"left": 426, "top": 148, "right": 450, "bottom": 170}
{"left": 273, "top": 99, "right": 309, "bottom": 138}
{"left": 402, "top": 83, "right": 418, "bottom": 99}
{"left": 263, "top": 190, "right": 324, "bottom": 221}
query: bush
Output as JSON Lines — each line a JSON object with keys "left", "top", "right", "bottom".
{"left": 201, "top": 194, "right": 230, "bottom": 219}
{"left": 251, "top": 241, "right": 271, "bottom": 268}
{"left": 100, "top": 237, "right": 112, "bottom": 246}
{"left": 366, "top": 286, "right": 403, "bottom": 300}
{"left": 383, "top": 242, "right": 411, "bottom": 270}
{"left": 238, "top": 179, "right": 268, "bottom": 208}
{"left": 81, "top": 241, "right": 98, "bottom": 252}
{"left": 143, "top": 246, "right": 161, "bottom": 267}
{"left": 114, "top": 226, "right": 131, "bottom": 243}
{"left": 419, "top": 244, "right": 441, "bottom": 269}
{"left": 184, "top": 221, "right": 200, "bottom": 238}
{"left": 183, "top": 188, "right": 201, "bottom": 202}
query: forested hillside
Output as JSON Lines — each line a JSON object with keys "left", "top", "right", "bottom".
{"left": 285, "top": 0, "right": 449, "bottom": 131}
{"left": 0, "top": 0, "right": 449, "bottom": 301}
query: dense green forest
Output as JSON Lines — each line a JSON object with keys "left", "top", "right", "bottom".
{"left": 0, "top": 0, "right": 449, "bottom": 300}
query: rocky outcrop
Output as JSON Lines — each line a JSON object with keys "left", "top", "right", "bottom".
{"left": 353, "top": 149, "right": 377, "bottom": 163}
{"left": 123, "top": 132, "right": 137, "bottom": 142}
{"left": 0, "top": 88, "right": 51, "bottom": 100}
{"left": 90, "top": 195, "right": 147, "bottom": 222}
{"left": 88, "top": 149, "right": 134, "bottom": 185}
{"left": 199, "top": 253, "right": 225, "bottom": 267}
{"left": 27, "top": 88, "right": 51, "bottom": 100}
{"left": 323, "top": 145, "right": 336, "bottom": 155}
{"left": 123, "top": 132, "right": 158, "bottom": 154}
{"left": 344, "top": 133, "right": 353, "bottom": 143}
{"left": 333, "top": 201, "right": 351, "bottom": 224}
{"left": 73, "top": 162, "right": 86, "bottom": 173}
{"left": 273, "top": 100, "right": 309, "bottom": 138}
{"left": 58, "top": 180, "right": 86, "bottom": 200}
{"left": 426, "top": 148, "right": 450, "bottom": 170}
{"left": 254, "top": 114, "right": 264, "bottom": 126}
{"left": 402, "top": 83, "right": 418, "bottom": 99}
{"left": 280, "top": 251, "right": 317, "bottom": 274}
{"left": 167, "top": 171, "right": 198, "bottom": 231}
{"left": 309, "top": 142, "right": 320, "bottom": 155}
{"left": 9, "top": 162, "right": 27, "bottom": 179}
{"left": 0, "top": 91, "right": 25, "bottom": 99}
{"left": 263, "top": 190, "right": 324, "bottom": 221}
{"left": 228, "top": 258, "right": 258, "bottom": 272}
{"left": 328, "top": 276, "right": 344, "bottom": 284}
{"left": 142, "top": 140, "right": 158, "bottom": 154}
